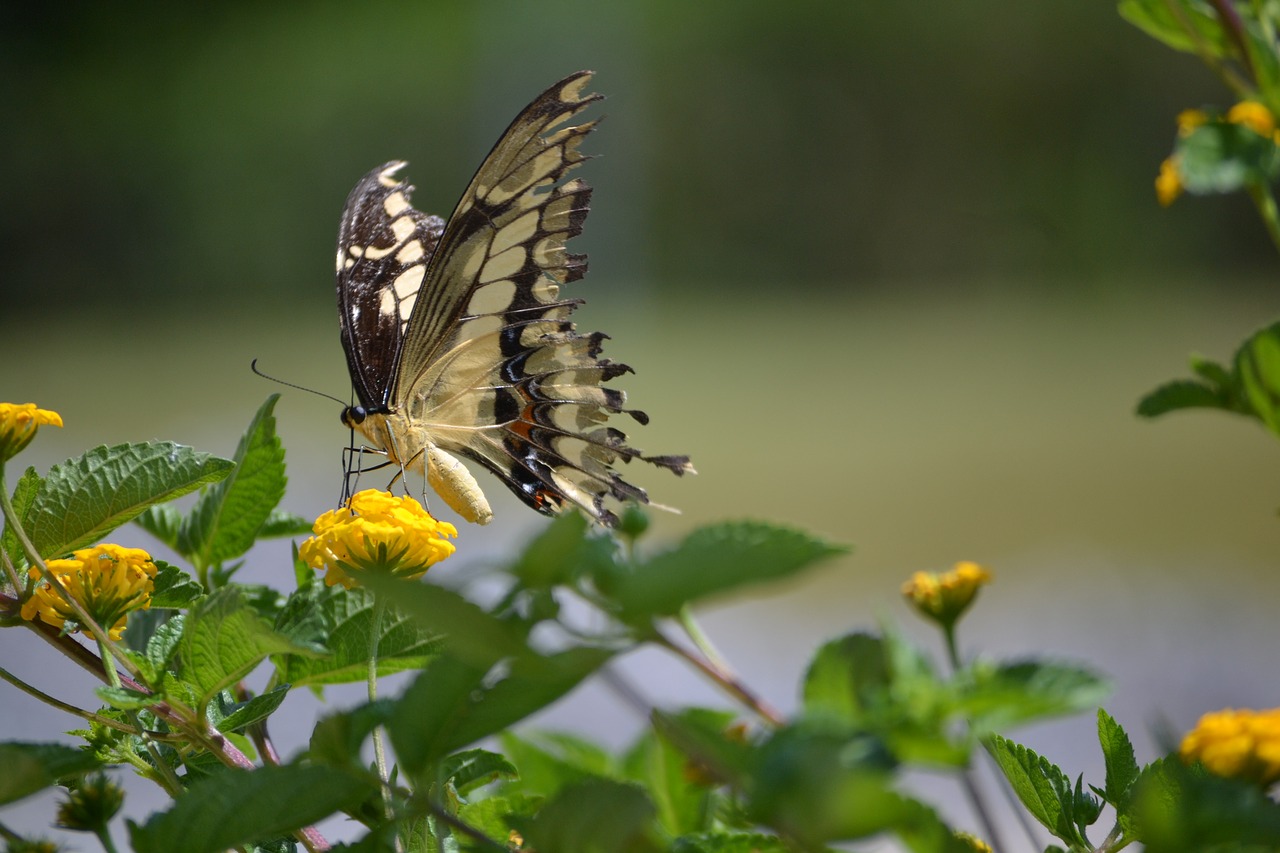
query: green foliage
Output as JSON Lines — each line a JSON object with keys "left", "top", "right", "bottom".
{"left": 0, "top": 742, "right": 102, "bottom": 806}
{"left": 1119, "top": 0, "right": 1230, "bottom": 55}
{"left": 1179, "top": 121, "right": 1280, "bottom": 193}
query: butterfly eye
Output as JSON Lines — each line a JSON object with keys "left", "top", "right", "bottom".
{"left": 342, "top": 406, "right": 367, "bottom": 426}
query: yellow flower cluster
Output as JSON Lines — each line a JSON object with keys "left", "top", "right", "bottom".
{"left": 0, "top": 403, "right": 62, "bottom": 462}
{"left": 954, "top": 832, "right": 992, "bottom": 853}
{"left": 1180, "top": 707, "right": 1280, "bottom": 787}
{"left": 21, "top": 545, "right": 158, "bottom": 641}
{"left": 1157, "top": 101, "right": 1279, "bottom": 207}
{"left": 901, "top": 561, "right": 992, "bottom": 626}
{"left": 299, "top": 489, "right": 457, "bottom": 588}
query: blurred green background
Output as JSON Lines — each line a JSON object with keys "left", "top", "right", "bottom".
{"left": 5, "top": 2, "right": 1280, "bottom": 848}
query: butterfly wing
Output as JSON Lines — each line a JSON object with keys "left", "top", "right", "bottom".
{"left": 339, "top": 70, "right": 693, "bottom": 526}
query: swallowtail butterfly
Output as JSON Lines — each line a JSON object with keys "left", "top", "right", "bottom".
{"left": 335, "top": 71, "right": 693, "bottom": 527}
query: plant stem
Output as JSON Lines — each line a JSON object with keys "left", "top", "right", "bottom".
{"left": 95, "top": 636, "right": 184, "bottom": 798}
{"left": 367, "top": 596, "right": 400, "bottom": 848}
{"left": 1248, "top": 180, "right": 1280, "bottom": 257}
{"left": 1161, "top": 0, "right": 1253, "bottom": 95}
{"left": 0, "top": 663, "right": 136, "bottom": 733}
{"left": 93, "top": 824, "right": 121, "bottom": 853}
{"left": 653, "top": 627, "right": 784, "bottom": 726}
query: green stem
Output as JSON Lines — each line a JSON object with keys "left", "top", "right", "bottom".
{"left": 95, "top": 637, "right": 184, "bottom": 798}
{"left": 1161, "top": 0, "right": 1253, "bottom": 95}
{"left": 653, "top": 627, "right": 784, "bottom": 726}
{"left": 677, "top": 605, "right": 732, "bottom": 673}
{"left": 93, "top": 824, "right": 122, "bottom": 853}
{"left": 1247, "top": 180, "right": 1280, "bottom": 257}
{"left": 368, "top": 596, "right": 399, "bottom": 846}
{"left": 0, "top": 663, "right": 136, "bottom": 733}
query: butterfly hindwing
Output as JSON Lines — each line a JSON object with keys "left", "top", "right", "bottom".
{"left": 336, "top": 70, "right": 693, "bottom": 526}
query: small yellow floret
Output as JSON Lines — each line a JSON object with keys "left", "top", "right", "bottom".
{"left": 299, "top": 490, "right": 457, "bottom": 588}
{"left": 21, "top": 544, "right": 157, "bottom": 641}
{"left": 1180, "top": 707, "right": 1280, "bottom": 787}
{"left": 954, "top": 832, "right": 992, "bottom": 853}
{"left": 0, "top": 403, "right": 62, "bottom": 462}
{"left": 1176, "top": 108, "right": 1209, "bottom": 137}
{"left": 1227, "top": 100, "right": 1276, "bottom": 137}
{"left": 1155, "top": 157, "right": 1184, "bottom": 208}
{"left": 902, "top": 561, "right": 992, "bottom": 626}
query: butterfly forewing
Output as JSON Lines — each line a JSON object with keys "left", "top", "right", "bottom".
{"left": 335, "top": 70, "right": 693, "bottom": 526}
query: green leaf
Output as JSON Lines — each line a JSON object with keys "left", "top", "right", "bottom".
{"left": 22, "top": 442, "right": 232, "bottom": 560}
{"left": 510, "top": 511, "right": 616, "bottom": 588}
{"left": 1236, "top": 321, "right": 1280, "bottom": 434}
{"left": 133, "top": 504, "right": 184, "bottom": 550}
{"left": 388, "top": 647, "right": 612, "bottom": 775}
{"left": 955, "top": 660, "right": 1110, "bottom": 732}
{"left": 500, "top": 731, "right": 618, "bottom": 798}
{"left": 272, "top": 584, "right": 441, "bottom": 687}
{"left": 179, "top": 586, "right": 321, "bottom": 707}
{"left": 0, "top": 742, "right": 102, "bottom": 805}
{"left": 651, "top": 709, "right": 758, "bottom": 790}
{"left": 144, "top": 613, "right": 185, "bottom": 667}
{"left": 801, "top": 632, "right": 891, "bottom": 721}
{"left": 2, "top": 466, "right": 41, "bottom": 566}
{"left": 96, "top": 685, "right": 164, "bottom": 711}
{"left": 1118, "top": 0, "right": 1230, "bottom": 55}
{"left": 670, "top": 833, "right": 792, "bottom": 853}
{"left": 514, "top": 778, "right": 659, "bottom": 853}
{"left": 623, "top": 726, "right": 717, "bottom": 837}
{"left": 1178, "top": 122, "right": 1280, "bottom": 195}
{"left": 149, "top": 561, "right": 204, "bottom": 608}
{"left": 437, "top": 748, "right": 519, "bottom": 796}
{"left": 1131, "top": 757, "right": 1280, "bottom": 850}
{"left": 1097, "top": 708, "right": 1139, "bottom": 808}
{"left": 613, "top": 521, "right": 847, "bottom": 621}
{"left": 359, "top": 573, "right": 528, "bottom": 666}
{"left": 256, "top": 508, "right": 314, "bottom": 539}
{"left": 179, "top": 396, "right": 287, "bottom": 568}
{"left": 457, "top": 794, "right": 542, "bottom": 848}
{"left": 128, "top": 764, "right": 374, "bottom": 853}
{"left": 215, "top": 684, "right": 290, "bottom": 733}
{"left": 1135, "top": 378, "right": 1236, "bottom": 418}
{"left": 309, "top": 701, "right": 395, "bottom": 769}
{"left": 985, "top": 734, "right": 1092, "bottom": 848}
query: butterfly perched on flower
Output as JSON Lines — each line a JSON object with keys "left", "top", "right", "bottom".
{"left": 334, "top": 71, "right": 693, "bottom": 527}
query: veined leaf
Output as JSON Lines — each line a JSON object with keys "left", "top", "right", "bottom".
{"left": 256, "top": 508, "right": 313, "bottom": 539}
{"left": 985, "top": 734, "right": 1093, "bottom": 848}
{"left": 1236, "top": 321, "right": 1280, "bottom": 435}
{"left": 179, "top": 587, "right": 320, "bottom": 708}
{"left": 272, "top": 584, "right": 441, "bottom": 686}
{"left": 179, "top": 395, "right": 287, "bottom": 568}
{"left": 127, "top": 764, "right": 374, "bottom": 853}
{"left": 801, "top": 632, "right": 891, "bottom": 721}
{"left": 134, "top": 504, "right": 183, "bottom": 550}
{"left": 215, "top": 684, "right": 291, "bottom": 733}
{"left": 22, "top": 442, "right": 231, "bottom": 560}
{"left": 612, "top": 521, "right": 847, "bottom": 621}
{"left": 437, "top": 749, "right": 519, "bottom": 796}
{"left": 1097, "top": 708, "right": 1139, "bottom": 808}
{"left": 1118, "top": 0, "right": 1230, "bottom": 56}
{"left": 150, "top": 561, "right": 204, "bottom": 609}
{"left": 513, "top": 778, "right": 658, "bottom": 853}
{"left": 2, "top": 466, "right": 41, "bottom": 566}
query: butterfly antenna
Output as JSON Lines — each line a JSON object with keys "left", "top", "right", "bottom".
{"left": 250, "top": 359, "right": 350, "bottom": 407}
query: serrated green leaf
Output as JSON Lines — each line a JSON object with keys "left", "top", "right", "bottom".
{"left": 215, "top": 684, "right": 290, "bottom": 733}
{"left": 514, "top": 778, "right": 658, "bottom": 853}
{"left": 1097, "top": 708, "right": 1139, "bottom": 808}
{"left": 133, "top": 504, "right": 184, "bottom": 550}
{"left": 623, "top": 725, "right": 718, "bottom": 838}
{"left": 359, "top": 573, "right": 527, "bottom": 666}
{"left": 388, "top": 647, "right": 612, "bottom": 775}
{"left": 985, "top": 734, "right": 1089, "bottom": 847}
{"left": 3, "top": 466, "right": 41, "bottom": 566}
{"left": 1179, "top": 122, "right": 1280, "bottom": 194}
{"left": 457, "top": 793, "right": 543, "bottom": 848}
{"left": 1131, "top": 757, "right": 1280, "bottom": 850}
{"left": 22, "top": 442, "right": 232, "bottom": 560}
{"left": 670, "top": 833, "right": 792, "bottom": 853}
{"left": 179, "top": 396, "right": 287, "bottom": 568}
{"left": 96, "top": 685, "right": 163, "bottom": 710}
{"left": 144, "top": 612, "right": 185, "bottom": 667}
{"left": 0, "top": 741, "right": 103, "bottom": 805}
{"left": 256, "top": 508, "right": 314, "bottom": 539}
{"left": 272, "top": 584, "right": 441, "bottom": 686}
{"left": 309, "top": 700, "right": 395, "bottom": 769}
{"left": 127, "top": 764, "right": 374, "bottom": 853}
{"left": 149, "top": 561, "right": 204, "bottom": 609}
{"left": 1236, "top": 321, "right": 1280, "bottom": 435}
{"left": 1136, "top": 378, "right": 1236, "bottom": 418}
{"left": 500, "top": 731, "right": 618, "bottom": 799}
{"left": 179, "top": 586, "right": 321, "bottom": 708}
{"left": 1118, "top": 0, "right": 1230, "bottom": 55}
{"left": 613, "top": 521, "right": 847, "bottom": 621}
{"left": 651, "top": 709, "right": 757, "bottom": 790}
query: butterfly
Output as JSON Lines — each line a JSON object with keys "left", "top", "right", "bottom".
{"left": 334, "top": 70, "right": 693, "bottom": 527}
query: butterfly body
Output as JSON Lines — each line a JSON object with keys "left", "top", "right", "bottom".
{"left": 335, "top": 71, "right": 693, "bottom": 527}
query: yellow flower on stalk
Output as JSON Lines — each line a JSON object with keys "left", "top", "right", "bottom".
{"left": 1176, "top": 108, "right": 1208, "bottom": 137}
{"left": 1180, "top": 707, "right": 1280, "bottom": 787}
{"left": 954, "top": 832, "right": 992, "bottom": 853}
{"left": 299, "top": 489, "right": 457, "bottom": 589}
{"left": 20, "top": 545, "right": 158, "bottom": 641}
{"left": 0, "top": 403, "right": 62, "bottom": 462}
{"left": 1227, "top": 100, "right": 1276, "bottom": 137}
{"left": 1155, "top": 157, "right": 1184, "bottom": 208}
{"left": 901, "top": 561, "right": 992, "bottom": 627}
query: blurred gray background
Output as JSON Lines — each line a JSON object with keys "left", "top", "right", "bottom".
{"left": 4, "top": 2, "right": 1280, "bottom": 849}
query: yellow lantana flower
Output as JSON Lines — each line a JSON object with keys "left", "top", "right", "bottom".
{"left": 902, "top": 561, "right": 992, "bottom": 627}
{"left": 299, "top": 489, "right": 457, "bottom": 588}
{"left": 21, "top": 545, "right": 158, "bottom": 641}
{"left": 954, "top": 832, "right": 992, "bottom": 853}
{"left": 1227, "top": 100, "right": 1276, "bottom": 137}
{"left": 1155, "top": 157, "right": 1183, "bottom": 208}
{"left": 0, "top": 403, "right": 62, "bottom": 462}
{"left": 1176, "top": 108, "right": 1208, "bottom": 137}
{"left": 1180, "top": 707, "right": 1280, "bottom": 787}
